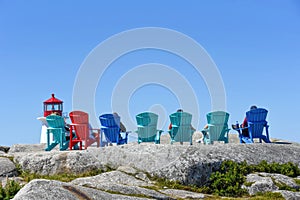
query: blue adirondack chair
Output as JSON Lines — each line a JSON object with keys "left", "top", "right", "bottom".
{"left": 202, "top": 111, "right": 230, "bottom": 144}
{"left": 45, "top": 115, "right": 69, "bottom": 151}
{"left": 233, "top": 108, "right": 271, "bottom": 143}
{"left": 135, "top": 112, "right": 163, "bottom": 144}
{"left": 99, "top": 114, "right": 129, "bottom": 146}
{"left": 168, "top": 112, "right": 194, "bottom": 145}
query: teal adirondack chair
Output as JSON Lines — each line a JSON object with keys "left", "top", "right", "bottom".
{"left": 45, "top": 115, "right": 69, "bottom": 151}
{"left": 168, "top": 112, "right": 194, "bottom": 145}
{"left": 202, "top": 111, "right": 230, "bottom": 144}
{"left": 234, "top": 108, "right": 270, "bottom": 143}
{"left": 135, "top": 112, "right": 163, "bottom": 144}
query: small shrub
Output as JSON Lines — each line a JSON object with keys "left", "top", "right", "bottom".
{"left": 250, "top": 161, "right": 300, "bottom": 177}
{"left": 0, "top": 180, "right": 22, "bottom": 200}
{"left": 207, "top": 160, "right": 300, "bottom": 197}
{"left": 294, "top": 179, "right": 300, "bottom": 185}
{"left": 0, "top": 185, "right": 5, "bottom": 200}
{"left": 209, "top": 160, "right": 248, "bottom": 197}
{"left": 275, "top": 181, "right": 298, "bottom": 192}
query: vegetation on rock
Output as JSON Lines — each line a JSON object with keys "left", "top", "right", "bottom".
{"left": 0, "top": 180, "right": 21, "bottom": 200}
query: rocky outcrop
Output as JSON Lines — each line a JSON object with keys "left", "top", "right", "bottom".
{"left": 9, "top": 144, "right": 46, "bottom": 153}
{"left": 243, "top": 173, "right": 300, "bottom": 199}
{"left": 13, "top": 179, "right": 151, "bottom": 200}
{"left": 1, "top": 141, "right": 300, "bottom": 199}
{"left": 12, "top": 150, "right": 107, "bottom": 175}
{"left": 9, "top": 143, "right": 300, "bottom": 186}
{"left": 0, "top": 157, "right": 18, "bottom": 177}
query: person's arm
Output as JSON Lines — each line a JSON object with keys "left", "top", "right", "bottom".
{"left": 120, "top": 122, "right": 126, "bottom": 132}
{"left": 168, "top": 123, "right": 172, "bottom": 130}
{"left": 242, "top": 117, "right": 247, "bottom": 128}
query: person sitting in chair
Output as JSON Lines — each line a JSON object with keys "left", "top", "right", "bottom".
{"left": 232, "top": 105, "right": 257, "bottom": 137}
{"left": 168, "top": 109, "right": 196, "bottom": 131}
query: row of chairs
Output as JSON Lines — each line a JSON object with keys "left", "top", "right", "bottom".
{"left": 44, "top": 108, "right": 270, "bottom": 151}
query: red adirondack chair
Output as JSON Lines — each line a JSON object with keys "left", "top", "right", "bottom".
{"left": 69, "top": 111, "right": 100, "bottom": 150}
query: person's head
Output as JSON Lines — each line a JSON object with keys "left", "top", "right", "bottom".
{"left": 113, "top": 112, "right": 119, "bottom": 116}
{"left": 250, "top": 105, "right": 257, "bottom": 110}
{"left": 176, "top": 109, "right": 183, "bottom": 112}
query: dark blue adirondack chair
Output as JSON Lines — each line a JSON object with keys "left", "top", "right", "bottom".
{"left": 45, "top": 115, "right": 69, "bottom": 151}
{"left": 99, "top": 114, "right": 128, "bottom": 146}
{"left": 135, "top": 112, "right": 163, "bottom": 144}
{"left": 234, "top": 108, "right": 271, "bottom": 143}
{"left": 202, "top": 111, "right": 230, "bottom": 144}
{"left": 168, "top": 112, "right": 194, "bottom": 145}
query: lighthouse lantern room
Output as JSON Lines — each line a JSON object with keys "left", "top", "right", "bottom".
{"left": 43, "top": 93, "right": 63, "bottom": 117}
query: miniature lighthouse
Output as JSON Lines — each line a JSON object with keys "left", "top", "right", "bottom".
{"left": 43, "top": 93, "right": 63, "bottom": 117}
{"left": 37, "top": 94, "right": 64, "bottom": 143}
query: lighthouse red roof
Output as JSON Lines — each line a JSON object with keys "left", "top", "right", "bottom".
{"left": 43, "top": 94, "right": 63, "bottom": 104}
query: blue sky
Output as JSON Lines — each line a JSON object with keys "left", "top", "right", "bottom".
{"left": 0, "top": 0, "right": 299, "bottom": 146}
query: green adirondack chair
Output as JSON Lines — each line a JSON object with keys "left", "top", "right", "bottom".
{"left": 135, "top": 112, "right": 163, "bottom": 144}
{"left": 202, "top": 111, "right": 230, "bottom": 144}
{"left": 45, "top": 115, "right": 69, "bottom": 151}
{"left": 168, "top": 112, "right": 194, "bottom": 145}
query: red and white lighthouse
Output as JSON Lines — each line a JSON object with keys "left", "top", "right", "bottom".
{"left": 43, "top": 93, "right": 63, "bottom": 117}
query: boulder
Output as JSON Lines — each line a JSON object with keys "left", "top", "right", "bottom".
{"left": 244, "top": 173, "right": 300, "bottom": 196}
{"left": 12, "top": 179, "right": 150, "bottom": 200}
{"left": 259, "top": 173, "right": 300, "bottom": 190}
{"left": 12, "top": 143, "right": 300, "bottom": 186}
{"left": 72, "top": 171, "right": 153, "bottom": 187}
{"left": 159, "top": 189, "right": 205, "bottom": 199}
{"left": 276, "top": 190, "right": 300, "bottom": 200}
{"left": 9, "top": 144, "right": 47, "bottom": 153}
{"left": 13, "top": 151, "right": 106, "bottom": 175}
{"left": 72, "top": 171, "right": 170, "bottom": 199}
{"left": 243, "top": 173, "right": 279, "bottom": 195}
{"left": 0, "top": 157, "right": 18, "bottom": 177}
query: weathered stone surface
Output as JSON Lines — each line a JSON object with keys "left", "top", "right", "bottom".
{"left": 13, "top": 151, "right": 106, "bottom": 175}
{"left": 243, "top": 173, "right": 279, "bottom": 195}
{"left": 9, "top": 144, "right": 47, "bottom": 153}
{"left": 0, "top": 157, "right": 18, "bottom": 177}
{"left": 243, "top": 172, "right": 300, "bottom": 196}
{"left": 160, "top": 189, "right": 205, "bottom": 199}
{"left": 154, "top": 143, "right": 300, "bottom": 185}
{"left": 276, "top": 190, "right": 300, "bottom": 200}
{"left": 72, "top": 171, "right": 153, "bottom": 187}
{"left": 72, "top": 171, "right": 171, "bottom": 199}
{"left": 117, "top": 165, "right": 138, "bottom": 175}
{"left": 11, "top": 143, "right": 300, "bottom": 187}
{"left": 258, "top": 173, "right": 300, "bottom": 190}
{"left": 12, "top": 179, "right": 150, "bottom": 200}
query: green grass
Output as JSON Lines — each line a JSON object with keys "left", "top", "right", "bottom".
{"left": 0, "top": 180, "right": 22, "bottom": 200}
{"left": 147, "top": 160, "right": 300, "bottom": 198}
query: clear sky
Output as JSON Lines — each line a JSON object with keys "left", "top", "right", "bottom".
{"left": 1, "top": 0, "right": 299, "bottom": 146}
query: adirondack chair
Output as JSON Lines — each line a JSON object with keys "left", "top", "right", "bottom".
{"left": 45, "top": 115, "right": 69, "bottom": 151}
{"left": 201, "top": 111, "right": 230, "bottom": 144}
{"left": 135, "top": 112, "right": 163, "bottom": 144}
{"left": 69, "top": 111, "right": 100, "bottom": 150}
{"left": 233, "top": 108, "right": 271, "bottom": 143}
{"left": 168, "top": 112, "right": 194, "bottom": 145}
{"left": 99, "top": 114, "right": 129, "bottom": 145}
